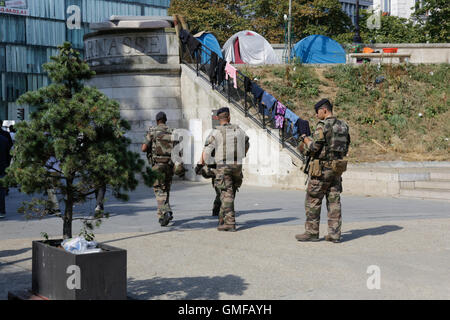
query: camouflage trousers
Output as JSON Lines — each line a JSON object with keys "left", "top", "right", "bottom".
{"left": 152, "top": 162, "right": 174, "bottom": 219}
{"left": 211, "top": 178, "right": 221, "bottom": 215}
{"left": 305, "top": 167, "right": 342, "bottom": 239}
{"left": 213, "top": 165, "right": 243, "bottom": 225}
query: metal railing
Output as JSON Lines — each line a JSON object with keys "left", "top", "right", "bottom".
{"left": 179, "top": 34, "right": 305, "bottom": 163}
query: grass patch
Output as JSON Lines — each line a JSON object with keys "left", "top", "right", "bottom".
{"left": 239, "top": 63, "right": 450, "bottom": 162}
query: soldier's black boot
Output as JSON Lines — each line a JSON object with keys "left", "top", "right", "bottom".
{"left": 295, "top": 233, "right": 319, "bottom": 242}
{"left": 159, "top": 212, "right": 172, "bottom": 227}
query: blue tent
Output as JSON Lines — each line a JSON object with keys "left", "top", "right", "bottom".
{"left": 291, "top": 35, "right": 346, "bottom": 64}
{"left": 194, "top": 31, "right": 223, "bottom": 64}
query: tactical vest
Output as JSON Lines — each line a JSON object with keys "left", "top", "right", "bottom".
{"left": 149, "top": 125, "right": 174, "bottom": 164}
{"left": 214, "top": 124, "right": 246, "bottom": 165}
{"left": 324, "top": 117, "right": 350, "bottom": 159}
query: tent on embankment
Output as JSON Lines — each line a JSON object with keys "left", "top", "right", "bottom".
{"left": 222, "top": 30, "right": 280, "bottom": 65}
{"left": 194, "top": 31, "right": 223, "bottom": 64}
{"left": 291, "top": 35, "right": 346, "bottom": 64}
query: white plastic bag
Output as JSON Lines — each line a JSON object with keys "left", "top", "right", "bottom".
{"left": 62, "top": 237, "right": 98, "bottom": 254}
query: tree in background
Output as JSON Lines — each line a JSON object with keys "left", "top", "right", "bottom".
{"left": 413, "top": 0, "right": 449, "bottom": 43}
{"left": 169, "top": 0, "right": 352, "bottom": 44}
{"left": 3, "top": 42, "right": 155, "bottom": 239}
{"left": 169, "top": 0, "right": 249, "bottom": 44}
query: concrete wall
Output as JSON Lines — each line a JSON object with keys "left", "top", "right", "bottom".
{"left": 84, "top": 27, "right": 181, "bottom": 156}
{"left": 272, "top": 43, "right": 450, "bottom": 64}
{"left": 88, "top": 73, "right": 182, "bottom": 155}
{"left": 179, "top": 64, "right": 307, "bottom": 188}
{"left": 371, "top": 43, "right": 450, "bottom": 64}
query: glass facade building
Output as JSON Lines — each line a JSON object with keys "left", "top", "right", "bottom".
{"left": 339, "top": 0, "right": 373, "bottom": 25}
{"left": 0, "top": 0, "right": 171, "bottom": 121}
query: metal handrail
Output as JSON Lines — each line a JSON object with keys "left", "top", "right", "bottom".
{"left": 179, "top": 35, "right": 305, "bottom": 163}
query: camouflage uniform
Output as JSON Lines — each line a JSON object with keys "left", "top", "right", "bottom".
{"left": 203, "top": 123, "right": 249, "bottom": 227}
{"left": 299, "top": 116, "right": 350, "bottom": 240}
{"left": 143, "top": 123, "right": 175, "bottom": 223}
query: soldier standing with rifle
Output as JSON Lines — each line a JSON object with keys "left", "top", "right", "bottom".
{"left": 196, "top": 107, "right": 249, "bottom": 231}
{"left": 296, "top": 99, "right": 351, "bottom": 243}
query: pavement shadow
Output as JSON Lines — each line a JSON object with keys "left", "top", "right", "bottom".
{"left": 0, "top": 269, "right": 31, "bottom": 300}
{"left": 0, "top": 248, "right": 30, "bottom": 259}
{"left": 127, "top": 274, "right": 248, "bottom": 300}
{"left": 170, "top": 215, "right": 218, "bottom": 229}
{"left": 237, "top": 208, "right": 283, "bottom": 215}
{"left": 237, "top": 217, "right": 298, "bottom": 231}
{"left": 342, "top": 225, "right": 403, "bottom": 242}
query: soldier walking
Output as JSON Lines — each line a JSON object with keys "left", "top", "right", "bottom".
{"left": 295, "top": 99, "right": 351, "bottom": 243}
{"left": 196, "top": 154, "right": 221, "bottom": 217}
{"left": 142, "top": 112, "right": 177, "bottom": 227}
{"left": 198, "top": 107, "right": 249, "bottom": 231}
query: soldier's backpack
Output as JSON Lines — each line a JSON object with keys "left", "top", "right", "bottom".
{"left": 326, "top": 118, "right": 350, "bottom": 176}
{"left": 327, "top": 118, "right": 350, "bottom": 157}
{"left": 214, "top": 124, "right": 247, "bottom": 165}
{"left": 151, "top": 126, "right": 174, "bottom": 164}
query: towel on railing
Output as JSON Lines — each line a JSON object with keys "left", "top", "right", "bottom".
{"left": 225, "top": 62, "right": 238, "bottom": 89}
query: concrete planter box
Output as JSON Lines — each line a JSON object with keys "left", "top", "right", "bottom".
{"left": 32, "top": 240, "right": 127, "bottom": 300}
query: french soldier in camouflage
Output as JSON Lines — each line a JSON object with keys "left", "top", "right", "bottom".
{"left": 297, "top": 100, "right": 350, "bottom": 242}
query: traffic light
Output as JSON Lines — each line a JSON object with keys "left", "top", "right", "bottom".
{"left": 17, "top": 108, "right": 25, "bottom": 121}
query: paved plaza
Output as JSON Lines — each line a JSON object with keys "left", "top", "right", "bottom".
{"left": 0, "top": 181, "right": 449, "bottom": 299}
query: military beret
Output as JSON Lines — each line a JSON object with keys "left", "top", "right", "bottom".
{"left": 314, "top": 99, "right": 332, "bottom": 113}
{"left": 217, "top": 107, "right": 230, "bottom": 116}
{"left": 156, "top": 111, "right": 167, "bottom": 122}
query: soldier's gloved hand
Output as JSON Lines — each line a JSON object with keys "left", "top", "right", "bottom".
{"left": 195, "top": 163, "right": 204, "bottom": 175}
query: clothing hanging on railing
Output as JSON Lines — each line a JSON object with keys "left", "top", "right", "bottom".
{"left": 209, "top": 51, "right": 218, "bottom": 85}
{"left": 179, "top": 29, "right": 189, "bottom": 44}
{"left": 274, "top": 101, "right": 287, "bottom": 129}
{"left": 296, "top": 118, "right": 311, "bottom": 137}
{"left": 284, "top": 108, "right": 300, "bottom": 136}
{"left": 225, "top": 62, "right": 238, "bottom": 89}
{"left": 261, "top": 92, "right": 277, "bottom": 116}
{"left": 216, "top": 58, "right": 227, "bottom": 85}
{"left": 275, "top": 101, "right": 287, "bottom": 116}
{"left": 179, "top": 29, "right": 201, "bottom": 63}
{"left": 244, "top": 76, "right": 252, "bottom": 93}
{"left": 250, "top": 83, "right": 264, "bottom": 112}
{"left": 274, "top": 115, "right": 284, "bottom": 129}
{"left": 188, "top": 36, "right": 201, "bottom": 56}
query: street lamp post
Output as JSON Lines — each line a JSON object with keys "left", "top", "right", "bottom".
{"left": 353, "top": 0, "right": 362, "bottom": 43}
{"left": 288, "top": 0, "right": 292, "bottom": 62}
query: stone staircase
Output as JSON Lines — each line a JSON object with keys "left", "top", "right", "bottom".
{"left": 399, "top": 170, "right": 450, "bottom": 201}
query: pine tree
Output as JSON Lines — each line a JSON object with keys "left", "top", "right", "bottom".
{"left": 4, "top": 42, "right": 155, "bottom": 239}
